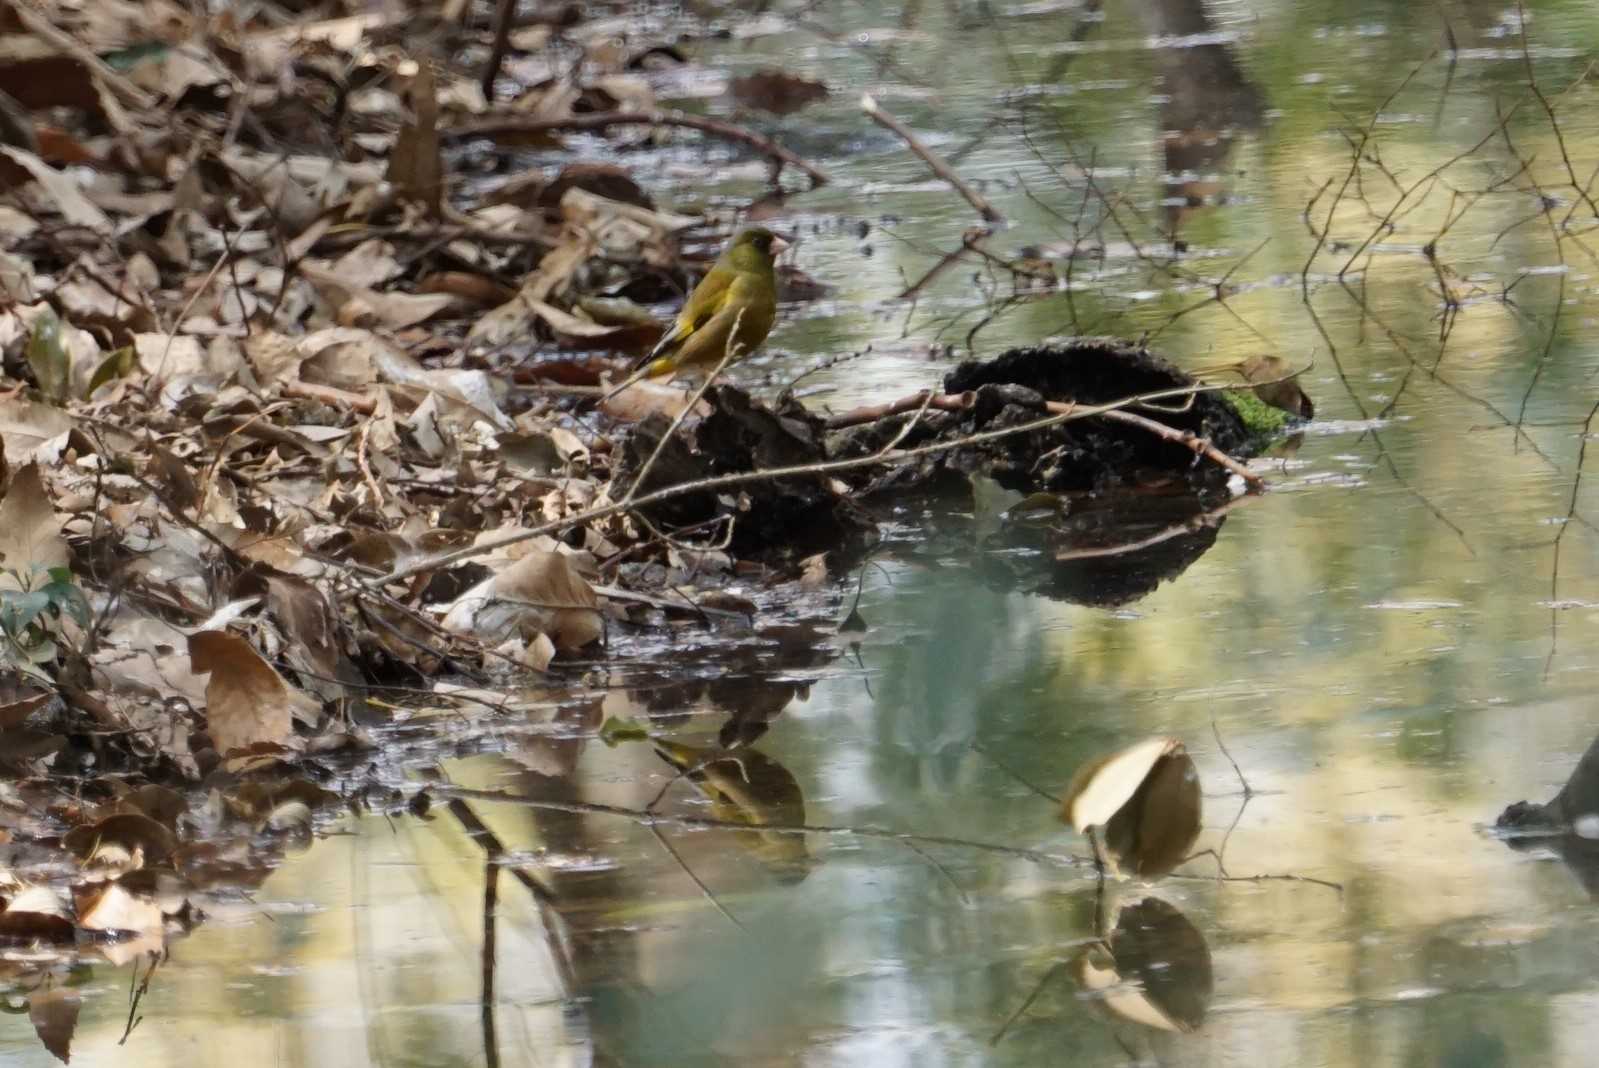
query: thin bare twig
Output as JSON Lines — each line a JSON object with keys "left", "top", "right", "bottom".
{"left": 861, "top": 94, "right": 1003, "bottom": 224}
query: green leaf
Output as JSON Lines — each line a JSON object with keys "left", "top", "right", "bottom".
{"left": 39, "top": 577, "right": 90, "bottom": 629}
{"left": 0, "top": 590, "right": 51, "bottom": 636}
{"left": 101, "top": 42, "right": 169, "bottom": 71}
{"left": 599, "top": 716, "right": 650, "bottom": 747}
{"left": 26, "top": 310, "right": 70, "bottom": 403}
{"left": 85, "top": 345, "right": 136, "bottom": 399}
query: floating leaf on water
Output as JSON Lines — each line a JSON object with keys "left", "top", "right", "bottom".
{"left": 1063, "top": 736, "right": 1179, "bottom": 832}
{"left": 1062, "top": 736, "right": 1202, "bottom": 878}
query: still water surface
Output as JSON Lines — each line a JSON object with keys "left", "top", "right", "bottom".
{"left": 14, "top": 1, "right": 1599, "bottom": 1065}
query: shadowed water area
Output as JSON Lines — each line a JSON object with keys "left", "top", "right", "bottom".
{"left": 14, "top": 0, "right": 1599, "bottom": 1065}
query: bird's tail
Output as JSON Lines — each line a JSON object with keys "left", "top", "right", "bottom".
{"left": 600, "top": 356, "right": 667, "bottom": 403}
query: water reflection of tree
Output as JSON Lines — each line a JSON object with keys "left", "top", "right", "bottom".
{"left": 1136, "top": 0, "right": 1265, "bottom": 244}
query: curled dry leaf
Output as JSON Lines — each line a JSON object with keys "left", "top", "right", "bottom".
{"left": 1062, "top": 736, "right": 1202, "bottom": 878}
{"left": 75, "top": 879, "right": 164, "bottom": 938}
{"left": 187, "top": 629, "right": 319, "bottom": 755}
{"left": 441, "top": 547, "right": 603, "bottom": 654}
{"left": 1239, "top": 354, "right": 1314, "bottom": 419}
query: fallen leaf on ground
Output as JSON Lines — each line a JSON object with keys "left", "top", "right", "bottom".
{"left": 187, "top": 629, "right": 318, "bottom": 754}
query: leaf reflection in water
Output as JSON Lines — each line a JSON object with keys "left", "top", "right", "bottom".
{"left": 652, "top": 740, "right": 816, "bottom": 884}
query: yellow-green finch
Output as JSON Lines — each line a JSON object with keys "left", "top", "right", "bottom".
{"left": 603, "top": 227, "right": 787, "bottom": 400}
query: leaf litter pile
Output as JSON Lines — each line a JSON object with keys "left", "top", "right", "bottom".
{"left": 0, "top": 0, "right": 1296, "bottom": 1054}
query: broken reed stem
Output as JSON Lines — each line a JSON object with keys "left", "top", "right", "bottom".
{"left": 826, "top": 388, "right": 1264, "bottom": 487}
{"left": 861, "top": 94, "right": 1003, "bottom": 224}
{"left": 372, "top": 380, "right": 1256, "bottom": 585}
{"left": 444, "top": 110, "right": 830, "bottom": 187}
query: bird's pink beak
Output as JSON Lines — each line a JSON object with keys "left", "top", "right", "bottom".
{"left": 770, "top": 234, "right": 792, "bottom": 256}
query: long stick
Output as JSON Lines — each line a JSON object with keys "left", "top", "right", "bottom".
{"left": 827, "top": 388, "right": 1262, "bottom": 486}
{"left": 861, "top": 94, "right": 1002, "bottom": 224}
{"left": 444, "top": 110, "right": 830, "bottom": 187}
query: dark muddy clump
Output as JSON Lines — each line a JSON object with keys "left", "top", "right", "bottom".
{"left": 833, "top": 338, "right": 1249, "bottom": 498}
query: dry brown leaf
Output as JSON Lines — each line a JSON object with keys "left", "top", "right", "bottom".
{"left": 0, "top": 461, "right": 68, "bottom": 587}
{"left": 76, "top": 880, "right": 164, "bottom": 937}
{"left": 468, "top": 231, "right": 595, "bottom": 345}
{"left": 187, "top": 629, "right": 317, "bottom": 754}
{"left": 1062, "top": 736, "right": 1202, "bottom": 879}
{"left": 0, "top": 397, "right": 73, "bottom": 465}
{"left": 441, "top": 548, "right": 603, "bottom": 652}
{"left": 1062, "top": 736, "right": 1179, "bottom": 832}
{"left": 299, "top": 264, "right": 456, "bottom": 328}
{"left": 0, "top": 146, "right": 109, "bottom": 230}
